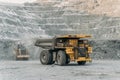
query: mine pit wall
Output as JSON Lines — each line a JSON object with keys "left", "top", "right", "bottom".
{"left": 90, "top": 40, "right": 120, "bottom": 60}
{"left": 0, "top": 2, "right": 120, "bottom": 60}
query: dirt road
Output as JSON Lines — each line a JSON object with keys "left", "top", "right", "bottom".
{"left": 0, "top": 60, "right": 120, "bottom": 80}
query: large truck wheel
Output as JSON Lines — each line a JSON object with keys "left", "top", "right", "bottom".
{"left": 77, "top": 61, "right": 86, "bottom": 65}
{"left": 57, "top": 50, "right": 66, "bottom": 66}
{"left": 40, "top": 50, "right": 53, "bottom": 65}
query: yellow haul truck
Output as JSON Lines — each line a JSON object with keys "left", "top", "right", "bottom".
{"left": 35, "top": 34, "right": 92, "bottom": 65}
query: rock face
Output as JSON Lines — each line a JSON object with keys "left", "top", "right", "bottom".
{"left": 37, "top": 0, "right": 120, "bottom": 17}
{"left": 0, "top": 1, "right": 120, "bottom": 60}
{"left": 91, "top": 40, "right": 120, "bottom": 59}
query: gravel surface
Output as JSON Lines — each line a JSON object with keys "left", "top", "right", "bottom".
{"left": 0, "top": 60, "right": 120, "bottom": 80}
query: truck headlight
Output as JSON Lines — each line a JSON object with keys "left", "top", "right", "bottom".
{"left": 88, "top": 47, "right": 92, "bottom": 53}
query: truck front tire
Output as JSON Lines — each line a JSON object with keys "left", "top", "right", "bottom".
{"left": 57, "top": 50, "right": 66, "bottom": 66}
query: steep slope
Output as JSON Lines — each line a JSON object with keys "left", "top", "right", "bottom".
{"left": 37, "top": 0, "right": 120, "bottom": 17}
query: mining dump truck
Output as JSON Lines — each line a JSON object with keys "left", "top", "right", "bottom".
{"left": 14, "top": 43, "right": 29, "bottom": 60}
{"left": 35, "top": 34, "right": 92, "bottom": 65}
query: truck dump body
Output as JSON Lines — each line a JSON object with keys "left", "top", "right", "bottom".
{"left": 35, "top": 34, "right": 91, "bottom": 48}
{"left": 35, "top": 38, "right": 53, "bottom": 48}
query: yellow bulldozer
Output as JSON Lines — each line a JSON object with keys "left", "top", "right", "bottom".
{"left": 35, "top": 34, "right": 92, "bottom": 65}
{"left": 14, "top": 43, "right": 29, "bottom": 60}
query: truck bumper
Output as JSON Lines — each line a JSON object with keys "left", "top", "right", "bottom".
{"left": 76, "top": 57, "right": 92, "bottom": 62}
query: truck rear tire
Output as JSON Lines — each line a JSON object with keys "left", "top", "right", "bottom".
{"left": 40, "top": 50, "right": 53, "bottom": 65}
{"left": 57, "top": 50, "right": 66, "bottom": 66}
{"left": 77, "top": 61, "right": 86, "bottom": 65}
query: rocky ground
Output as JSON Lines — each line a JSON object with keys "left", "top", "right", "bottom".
{"left": 0, "top": 60, "right": 120, "bottom": 80}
